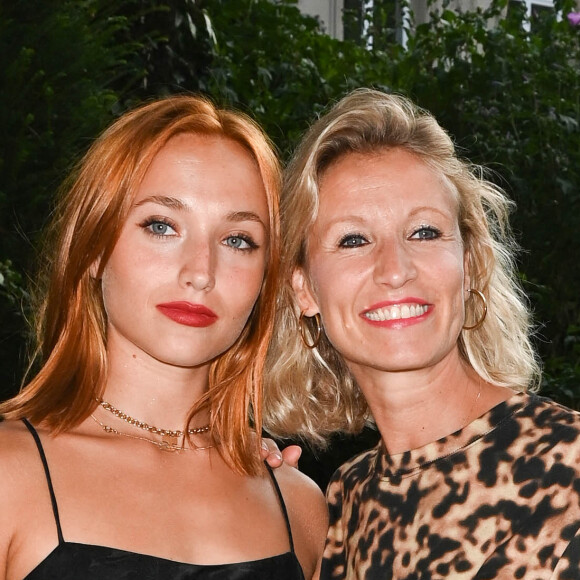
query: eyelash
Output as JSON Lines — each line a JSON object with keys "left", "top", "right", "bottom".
{"left": 411, "top": 225, "right": 442, "bottom": 240}
{"left": 140, "top": 217, "right": 177, "bottom": 238}
{"left": 337, "top": 225, "right": 442, "bottom": 248}
{"left": 224, "top": 234, "right": 259, "bottom": 252}
{"left": 139, "top": 218, "right": 259, "bottom": 252}
{"left": 338, "top": 233, "right": 369, "bottom": 248}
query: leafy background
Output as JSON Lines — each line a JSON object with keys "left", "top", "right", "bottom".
{"left": 1, "top": 0, "right": 579, "bottom": 487}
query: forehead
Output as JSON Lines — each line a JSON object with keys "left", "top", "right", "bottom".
{"left": 147, "top": 133, "right": 260, "bottom": 181}
{"left": 317, "top": 148, "right": 459, "bottom": 216}
{"left": 135, "top": 133, "right": 268, "bottom": 210}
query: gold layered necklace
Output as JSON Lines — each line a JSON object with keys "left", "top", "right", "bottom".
{"left": 92, "top": 399, "right": 212, "bottom": 453}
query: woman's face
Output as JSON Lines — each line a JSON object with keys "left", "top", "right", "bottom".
{"left": 293, "top": 147, "right": 469, "bottom": 377}
{"left": 100, "top": 133, "right": 269, "bottom": 370}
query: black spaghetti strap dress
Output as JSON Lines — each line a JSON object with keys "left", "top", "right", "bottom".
{"left": 22, "top": 419, "right": 306, "bottom": 580}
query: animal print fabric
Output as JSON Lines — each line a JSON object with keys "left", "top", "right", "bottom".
{"left": 321, "top": 393, "right": 580, "bottom": 579}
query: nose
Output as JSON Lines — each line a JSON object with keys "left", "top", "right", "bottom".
{"left": 178, "top": 240, "right": 215, "bottom": 292}
{"left": 372, "top": 238, "right": 417, "bottom": 288}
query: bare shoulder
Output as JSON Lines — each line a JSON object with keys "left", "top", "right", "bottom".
{"left": 0, "top": 419, "right": 44, "bottom": 514}
{"left": 0, "top": 418, "right": 41, "bottom": 472}
{"left": 0, "top": 419, "right": 48, "bottom": 578}
{"left": 272, "top": 461, "right": 327, "bottom": 510}
{"left": 272, "top": 464, "right": 328, "bottom": 580}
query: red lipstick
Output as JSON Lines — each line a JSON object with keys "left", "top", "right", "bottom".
{"left": 157, "top": 302, "right": 218, "bottom": 327}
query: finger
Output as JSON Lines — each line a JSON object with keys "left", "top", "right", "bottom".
{"left": 261, "top": 437, "right": 282, "bottom": 456}
{"left": 261, "top": 438, "right": 283, "bottom": 467}
{"left": 281, "top": 445, "right": 302, "bottom": 468}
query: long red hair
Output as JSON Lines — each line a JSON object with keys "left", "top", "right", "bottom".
{"left": 0, "top": 95, "right": 281, "bottom": 475}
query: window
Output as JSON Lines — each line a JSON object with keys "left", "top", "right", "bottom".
{"left": 508, "top": 0, "right": 556, "bottom": 32}
{"left": 343, "top": 0, "right": 409, "bottom": 49}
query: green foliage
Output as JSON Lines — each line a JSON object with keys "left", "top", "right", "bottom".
{"left": 0, "top": 0, "right": 145, "bottom": 398}
{"left": 0, "top": 1, "right": 136, "bottom": 240}
{"left": 1, "top": 0, "right": 579, "bottom": 411}
{"left": 198, "top": 0, "right": 391, "bottom": 155}
{"left": 0, "top": 260, "right": 28, "bottom": 306}
{"left": 101, "top": 0, "right": 217, "bottom": 101}
{"left": 384, "top": 0, "right": 580, "bottom": 397}
{"left": 0, "top": 259, "right": 29, "bottom": 395}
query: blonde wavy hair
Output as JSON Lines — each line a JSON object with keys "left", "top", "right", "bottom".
{"left": 1, "top": 95, "right": 281, "bottom": 476}
{"left": 264, "top": 88, "right": 540, "bottom": 444}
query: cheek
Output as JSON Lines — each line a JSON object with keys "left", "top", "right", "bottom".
{"left": 434, "top": 250, "right": 467, "bottom": 317}
{"left": 309, "top": 258, "right": 364, "bottom": 312}
{"left": 100, "top": 260, "right": 121, "bottom": 306}
{"left": 100, "top": 252, "right": 151, "bottom": 316}
{"left": 227, "top": 262, "right": 266, "bottom": 316}
{"left": 102, "top": 256, "right": 131, "bottom": 289}
{"left": 100, "top": 268, "right": 132, "bottom": 320}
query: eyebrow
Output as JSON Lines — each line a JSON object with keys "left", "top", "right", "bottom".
{"left": 408, "top": 206, "right": 455, "bottom": 220}
{"left": 409, "top": 206, "right": 459, "bottom": 220}
{"left": 134, "top": 195, "right": 189, "bottom": 210}
{"left": 226, "top": 211, "right": 266, "bottom": 226}
{"left": 133, "top": 196, "right": 267, "bottom": 229}
{"left": 320, "top": 206, "right": 454, "bottom": 230}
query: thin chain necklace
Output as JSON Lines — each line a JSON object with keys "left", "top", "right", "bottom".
{"left": 96, "top": 398, "right": 210, "bottom": 437}
{"left": 90, "top": 415, "right": 213, "bottom": 453}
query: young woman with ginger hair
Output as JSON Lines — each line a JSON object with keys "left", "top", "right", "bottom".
{"left": 0, "top": 95, "right": 327, "bottom": 580}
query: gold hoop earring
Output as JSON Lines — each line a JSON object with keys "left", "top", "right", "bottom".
{"left": 298, "top": 312, "right": 322, "bottom": 349}
{"left": 463, "top": 289, "right": 487, "bottom": 331}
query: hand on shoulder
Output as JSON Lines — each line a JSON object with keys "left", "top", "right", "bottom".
{"left": 261, "top": 438, "right": 302, "bottom": 468}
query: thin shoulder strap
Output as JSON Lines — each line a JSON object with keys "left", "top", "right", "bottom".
{"left": 264, "top": 462, "right": 295, "bottom": 553}
{"left": 22, "top": 419, "right": 65, "bottom": 544}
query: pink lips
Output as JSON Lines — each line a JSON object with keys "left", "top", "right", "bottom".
{"left": 156, "top": 302, "right": 218, "bottom": 327}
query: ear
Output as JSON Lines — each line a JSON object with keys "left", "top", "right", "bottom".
{"left": 291, "top": 268, "right": 320, "bottom": 316}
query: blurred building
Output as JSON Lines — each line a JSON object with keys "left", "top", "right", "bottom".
{"left": 297, "top": 0, "right": 561, "bottom": 43}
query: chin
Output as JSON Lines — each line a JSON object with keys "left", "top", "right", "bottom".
{"left": 352, "top": 352, "right": 437, "bottom": 373}
{"left": 146, "top": 347, "right": 214, "bottom": 369}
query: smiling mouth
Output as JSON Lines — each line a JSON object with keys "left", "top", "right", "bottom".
{"left": 364, "top": 304, "right": 429, "bottom": 322}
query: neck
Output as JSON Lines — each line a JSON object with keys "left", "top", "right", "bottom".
{"left": 101, "top": 338, "right": 211, "bottom": 432}
{"left": 350, "top": 352, "right": 512, "bottom": 455}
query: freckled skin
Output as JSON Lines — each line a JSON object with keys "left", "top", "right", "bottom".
{"left": 321, "top": 393, "right": 580, "bottom": 580}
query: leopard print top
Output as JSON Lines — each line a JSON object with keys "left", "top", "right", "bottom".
{"left": 321, "top": 392, "right": 580, "bottom": 579}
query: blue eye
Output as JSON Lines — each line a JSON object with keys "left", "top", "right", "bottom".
{"left": 141, "top": 219, "right": 177, "bottom": 237}
{"left": 339, "top": 234, "right": 368, "bottom": 248}
{"left": 225, "top": 235, "right": 258, "bottom": 251}
{"left": 411, "top": 226, "right": 440, "bottom": 240}
{"left": 151, "top": 223, "right": 172, "bottom": 235}
{"left": 146, "top": 221, "right": 176, "bottom": 237}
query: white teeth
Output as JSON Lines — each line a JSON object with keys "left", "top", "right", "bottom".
{"left": 365, "top": 304, "right": 428, "bottom": 321}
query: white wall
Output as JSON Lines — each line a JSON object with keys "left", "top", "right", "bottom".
{"left": 296, "top": 0, "right": 575, "bottom": 39}
{"left": 411, "top": 0, "right": 491, "bottom": 24}
{"left": 298, "top": 0, "right": 344, "bottom": 38}
{"left": 297, "top": 0, "right": 491, "bottom": 41}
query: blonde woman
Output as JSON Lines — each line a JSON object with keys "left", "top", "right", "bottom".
{"left": 0, "top": 95, "right": 327, "bottom": 580}
{"left": 266, "top": 89, "right": 580, "bottom": 579}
